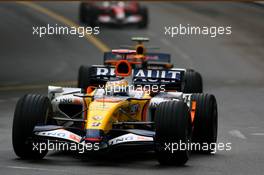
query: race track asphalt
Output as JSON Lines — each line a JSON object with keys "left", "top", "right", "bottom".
{"left": 0, "top": 2, "right": 264, "bottom": 175}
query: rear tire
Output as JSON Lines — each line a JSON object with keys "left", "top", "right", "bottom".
{"left": 155, "top": 101, "right": 192, "bottom": 165}
{"left": 78, "top": 65, "right": 105, "bottom": 90}
{"left": 79, "top": 3, "right": 96, "bottom": 26}
{"left": 12, "top": 94, "right": 52, "bottom": 159}
{"left": 191, "top": 94, "right": 218, "bottom": 153}
{"left": 79, "top": 3, "right": 86, "bottom": 23}
{"left": 182, "top": 69, "right": 203, "bottom": 93}
{"left": 138, "top": 7, "right": 148, "bottom": 29}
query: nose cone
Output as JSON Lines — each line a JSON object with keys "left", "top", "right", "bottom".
{"left": 85, "top": 129, "right": 104, "bottom": 143}
{"left": 113, "top": 7, "right": 125, "bottom": 20}
{"left": 86, "top": 100, "right": 119, "bottom": 130}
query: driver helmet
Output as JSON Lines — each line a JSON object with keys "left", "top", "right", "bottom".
{"left": 105, "top": 79, "right": 129, "bottom": 96}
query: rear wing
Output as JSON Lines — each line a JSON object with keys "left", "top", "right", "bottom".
{"left": 145, "top": 53, "right": 171, "bottom": 63}
{"left": 89, "top": 65, "right": 185, "bottom": 90}
{"left": 103, "top": 52, "right": 171, "bottom": 63}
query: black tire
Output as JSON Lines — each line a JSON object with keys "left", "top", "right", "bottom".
{"left": 191, "top": 94, "right": 218, "bottom": 153}
{"left": 78, "top": 65, "right": 105, "bottom": 90}
{"left": 155, "top": 101, "right": 192, "bottom": 165}
{"left": 79, "top": 3, "right": 87, "bottom": 23}
{"left": 138, "top": 7, "right": 148, "bottom": 29}
{"left": 12, "top": 94, "right": 52, "bottom": 159}
{"left": 182, "top": 69, "right": 203, "bottom": 93}
{"left": 79, "top": 3, "right": 96, "bottom": 26}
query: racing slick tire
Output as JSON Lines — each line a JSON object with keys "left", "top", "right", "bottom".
{"left": 182, "top": 69, "right": 203, "bottom": 93}
{"left": 79, "top": 3, "right": 86, "bottom": 23}
{"left": 78, "top": 65, "right": 105, "bottom": 90}
{"left": 138, "top": 7, "right": 148, "bottom": 29}
{"left": 155, "top": 101, "right": 192, "bottom": 165}
{"left": 79, "top": 3, "right": 96, "bottom": 26}
{"left": 12, "top": 94, "right": 52, "bottom": 159}
{"left": 191, "top": 94, "right": 218, "bottom": 153}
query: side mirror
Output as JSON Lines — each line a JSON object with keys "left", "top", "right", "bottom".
{"left": 48, "top": 86, "right": 63, "bottom": 94}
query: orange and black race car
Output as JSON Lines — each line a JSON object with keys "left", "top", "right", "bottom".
{"left": 12, "top": 50, "right": 217, "bottom": 166}
{"left": 78, "top": 37, "right": 203, "bottom": 93}
{"left": 79, "top": 1, "right": 148, "bottom": 28}
{"left": 104, "top": 37, "right": 173, "bottom": 69}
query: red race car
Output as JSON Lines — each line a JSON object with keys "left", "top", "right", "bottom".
{"left": 79, "top": 1, "right": 148, "bottom": 28}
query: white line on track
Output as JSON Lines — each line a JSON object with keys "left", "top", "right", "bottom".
{"left": 0, "top": 81, "right": 77, "bottom": 92}
{"left": 251, "top": 133, "right": 264, "bottom": 136}
{"left": 229, "top": 130, "right": 246, "bottom": 139}
{"left": 5, "top": 166, "right": 66, "bottom": 172}
{"left": 10, "top": 97, "right": 19, "bottom": 101}
{"left": 0, "top": 98, "right": 19, "bottom": 103}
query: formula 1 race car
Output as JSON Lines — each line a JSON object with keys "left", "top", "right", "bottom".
{"left": 79, "top": 1, "right": 148, "bottom": 28}
{"left": 12, "top": 50, "right": 217, "bottom": 165}
{"left": 78, "top": 38, "right": 203, "bottom": 93}
{"left": 105, "top": 37, "right": 173, "bottom": 69}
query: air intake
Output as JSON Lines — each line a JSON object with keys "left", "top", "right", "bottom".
{"left": 115, "top": 60, "right": 132, "bottom": 77}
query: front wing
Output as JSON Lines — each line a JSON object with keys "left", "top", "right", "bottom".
{"left": 33, "top": 125, "right": 154, "bottom": 151}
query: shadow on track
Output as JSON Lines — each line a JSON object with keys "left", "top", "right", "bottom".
{"left": 10, "top": 148, "right": 225, "bottom": 170}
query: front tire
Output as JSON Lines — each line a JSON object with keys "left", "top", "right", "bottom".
{"left": 155, "top": 101, "right": 192, "bottom": 165}
{"left": 191, "top": 94, "right": 218, "bottom": 153}
{"left": 12, "top": 94, "right": 52, "bottom": 159}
